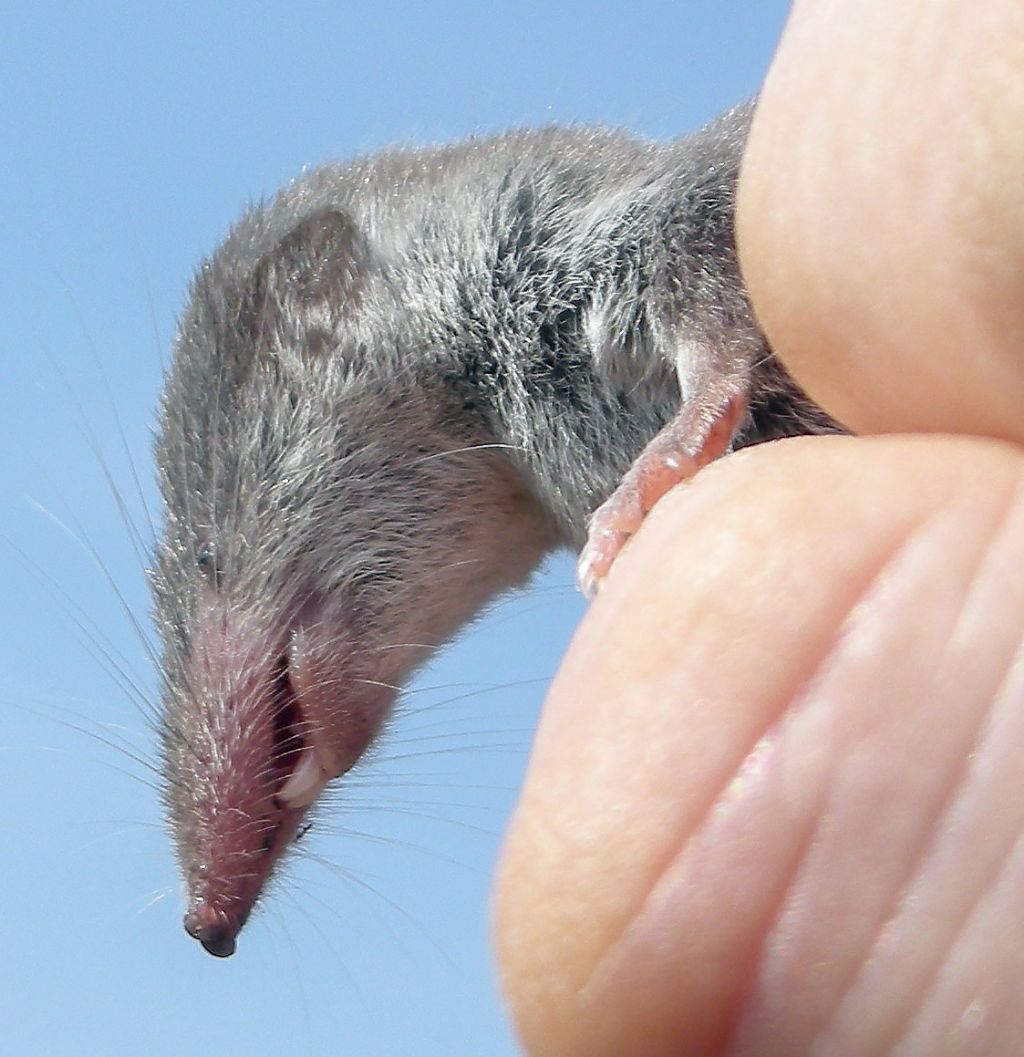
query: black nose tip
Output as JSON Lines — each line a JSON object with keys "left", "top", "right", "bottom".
{"left": 184, "top": 905, "right": 238, "bottom": 958}
{"left": 199, "top": 929, "right": 237, "bottom": 958}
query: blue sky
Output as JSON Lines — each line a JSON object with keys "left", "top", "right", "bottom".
{"left": 0, "top": 3, "right": 791, "bottom": 1053}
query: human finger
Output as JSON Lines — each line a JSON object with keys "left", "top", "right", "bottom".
{"left": 496, "top": 435, "right": 1024, "bottom": 1056}
{"left": 737, "top": 0, "right": 1024, "bottom": 443}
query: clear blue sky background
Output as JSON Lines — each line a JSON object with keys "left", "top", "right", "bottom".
{"left": 1, "top": 3, "right": 793, "bottom": 1054}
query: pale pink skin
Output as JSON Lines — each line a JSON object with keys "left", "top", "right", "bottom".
{"left": 495, "top": 0, "right": 1024, "bottom": 1052}
{"left": 578, "top": 394, "right": 749, "bottom": 596}
{"left": 498, "top": 438, "right": 1024, "bottom": 1055}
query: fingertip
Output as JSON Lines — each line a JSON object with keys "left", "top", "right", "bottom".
{"left": 495, "top": 436, "right": 1024, "bottom": 1055}
{"left": 737, "top": 0, "right": 1024, "bottom": 443}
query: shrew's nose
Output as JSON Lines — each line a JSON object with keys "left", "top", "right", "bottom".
{"left": 184, "top": 903, "right": 238, "bottom": 958}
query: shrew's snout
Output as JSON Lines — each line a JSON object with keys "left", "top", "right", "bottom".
{"left": 172, "top": 593, "right": 387, "bottom": 957}
{"left": 184, "top": 903, "right": 239, "bottom": 958}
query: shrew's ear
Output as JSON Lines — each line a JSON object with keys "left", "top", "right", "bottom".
{"left": 245, "top": 208, "right": 371, "bottom": 352}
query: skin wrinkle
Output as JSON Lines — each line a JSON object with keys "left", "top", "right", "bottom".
{"left": 730, "top": 476, "right": 1024, "bottom": 1056}
{"left": 548, "top": 442, "right": 963, "bottom": 1056}
{"left": 894, "top": 828, "right": 1024, "bottom": 1055}
{"left": 727, "top": 502, "right": 992, "bottom": 1055}
{"left": 886, "top": 669, "right": 1024, "bottom": 1057}
{"left": 575, "top": 522, "right": 917, "bottom": 1035}
{"left": 829, "top": 498, "right": 1024, "bottom": 1055}
{"left": 796, "top": 502, "right": 1019, "bottom": 1049}
{"left": 814, "top": 474, "right": 1024, "bottom": 1054}
{"left": 500, "top": 437, "right": 1022, "bottom": 1057}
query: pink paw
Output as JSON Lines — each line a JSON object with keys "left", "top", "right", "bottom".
{"left": 577, "top": 394, "right": 747, "bottom": 598}
{"left": 576, "top": 484, "right": 645, "bottom": 599}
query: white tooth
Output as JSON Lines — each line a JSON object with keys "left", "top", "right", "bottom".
{"left": 288, "top": 628, "right": 344, "bottom": 779}
{"left": 276, "top": 747, "right": 330, "bottom": 809}
{"left": 315, "top": 740, "right": 342, "bottom": 780}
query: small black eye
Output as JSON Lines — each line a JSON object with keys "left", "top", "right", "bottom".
{"left": 196, "top": 542, "right": 222, "bottom": 587}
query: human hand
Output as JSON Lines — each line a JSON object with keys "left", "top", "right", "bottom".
{"left": 494, "top": 1, "right": 1024, "bottom": 1054}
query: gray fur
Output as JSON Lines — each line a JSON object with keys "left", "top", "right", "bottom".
{"left": 153, "top": 100, "right": 834, "bottom": 950}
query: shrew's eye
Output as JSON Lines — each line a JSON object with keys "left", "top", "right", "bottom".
{"left": 196, "top": 542, "right": 223, "bottom": 588}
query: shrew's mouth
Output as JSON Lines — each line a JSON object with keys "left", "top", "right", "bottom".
{"left": 272, "top": 630, "right": 342, "bottom": 810}
{"left": 270, "top": 652, "right": 305, "bottom": 798}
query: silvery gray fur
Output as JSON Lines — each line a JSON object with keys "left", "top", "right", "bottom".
{"left": 153, "top": 100, "right": 835, "bottom": 955}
